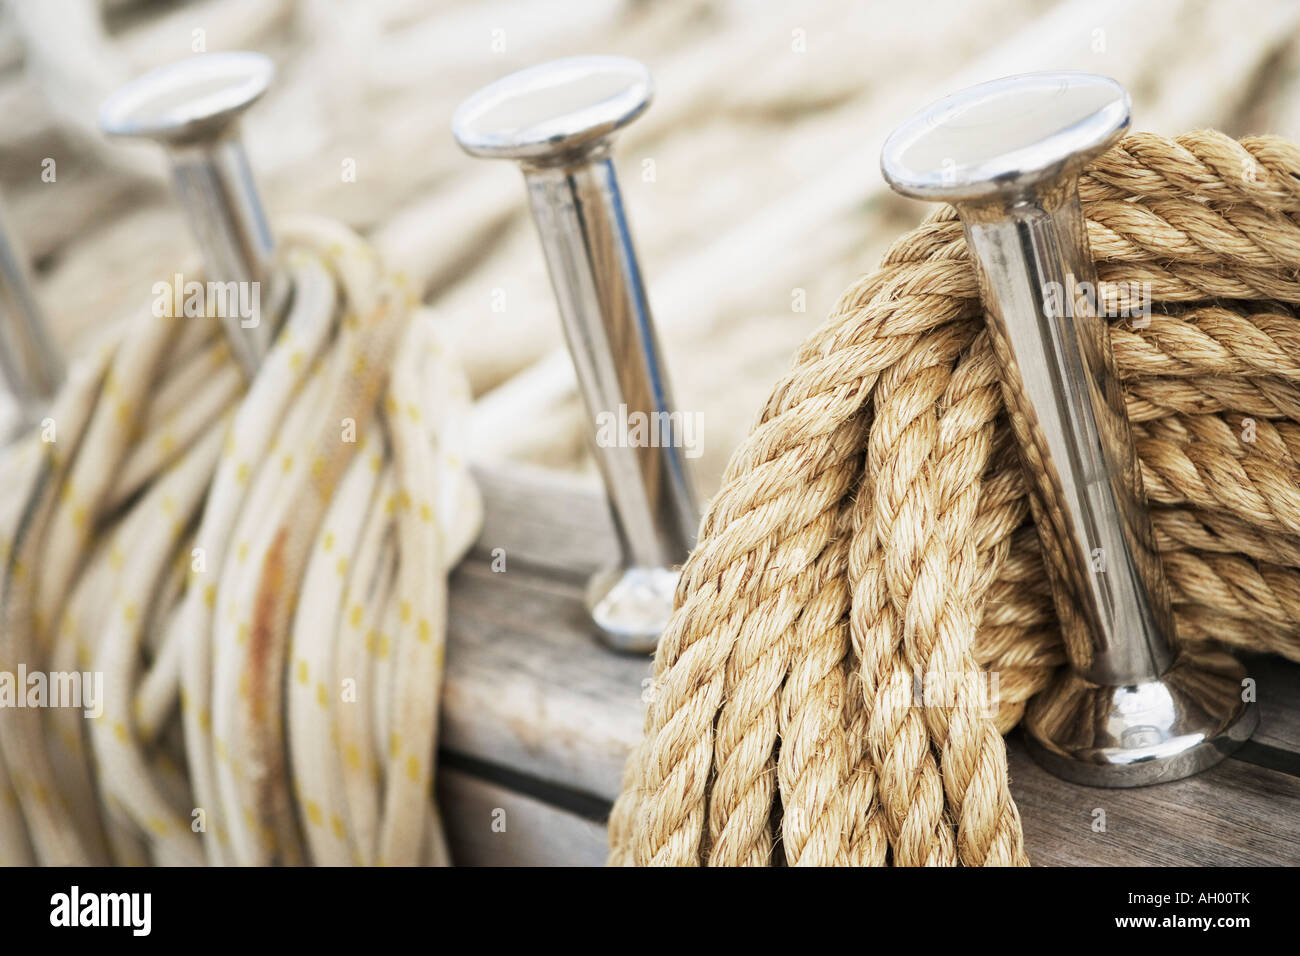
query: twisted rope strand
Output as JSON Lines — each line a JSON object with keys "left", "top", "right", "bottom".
{"left": 613, "top": 130, "right": 1300, "bottom": 867}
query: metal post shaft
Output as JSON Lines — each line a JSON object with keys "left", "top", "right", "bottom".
{"left": 454, "top": 56, "right": 699, "bottom": 652}
{"left": 99, "top": 51, "right": 283, "bottom": 376}
{"left": 882, "top": 72, "right": 1256, "bottom": 786}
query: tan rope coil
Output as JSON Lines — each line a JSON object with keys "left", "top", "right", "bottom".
{"left": 0, "top": 216, "right": 480, "bottom": 866}
{"left": 609, "top": 130, "right": 1300, "bottom": 867}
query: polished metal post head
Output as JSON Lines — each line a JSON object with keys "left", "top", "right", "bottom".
{"left": 452, "top": 55, "right": 652, "bottom": 167}
{"left": 882, "top": 72, "right": 1256, "bottom": 787}
{"left": 0, "top": 194, "right": 63, "bottom": 444}
{"left": 454, "top": 57, "right": 698, "bottom": 654}
{"left": 881, "top": 72, "right": 1132, "bottom": 204}
{"left": 99, "top": 51, "right": 282, "bottom": 377}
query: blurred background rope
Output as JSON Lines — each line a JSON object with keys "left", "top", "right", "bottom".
{"left": 609, "top": 131, "right": 1300, "bottom": 867}
{"left": 0, "top": 216, "right": 480, "bottom": 865}
{"left": 7, "top": 0, "right": 1300, "bottom": 499}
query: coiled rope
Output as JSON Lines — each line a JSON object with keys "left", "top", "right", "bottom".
{"left": 0, "top": 216, "right": 480, "bottom": 866}
{"left": 609, "top": 130, "right": 1300, "bottom": 867}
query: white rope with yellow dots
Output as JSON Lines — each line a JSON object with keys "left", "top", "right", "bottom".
{"left": 0, "top": 215, "right": 481, "bottom": 866}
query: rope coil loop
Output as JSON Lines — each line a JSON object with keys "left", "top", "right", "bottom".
{"left": 610, "top": 130, "right": 1300, "bottom": 867}
{"left": 0, "top": 217, "right": 480, "bottom": 866}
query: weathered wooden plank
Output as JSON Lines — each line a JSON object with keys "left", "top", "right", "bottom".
{"left": 468, "top": 462, "right": 617, "bottom": 578}
{"left": 445, "top": 463, "right": 1300, "bottom": 865}
{"left": 438, "top": 768, "right": 606, "bottom": 867}
{"left": 443, "top": 559, "right": 647, "bottom": 802}
{"left": 1011, "top": 740, "right": 1300, "bottom": 866}
{"left": 441, "top": 747, "right": 1300, "bottom": 867}
{"left": 1248, "top": 655, "right": 1300, "bottom": 756}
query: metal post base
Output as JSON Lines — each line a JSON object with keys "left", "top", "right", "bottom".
{"left": 1022, "top": 656, "right": 1258, "bottom": 788}
{"left": 585, "top": 566, "right": 678, "bottom": 654}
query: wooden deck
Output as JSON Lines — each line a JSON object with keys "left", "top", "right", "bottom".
{"left": 436, "top": 464, "right": 1300, "bottom": 866}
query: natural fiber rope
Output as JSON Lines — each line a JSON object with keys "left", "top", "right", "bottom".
{"left": 609, "top": 129, "right": 1300, "bottom": 867}
{"left": 0, "top": 216, "right": 480, "bottom": 866}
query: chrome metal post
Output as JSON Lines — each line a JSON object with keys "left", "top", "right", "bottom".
{"left": 99, "top": 51, "right": 284, "bottom": 376}
{"left": 882, "top": 72, "right": 1256, "bottom": 787}
{"left": 0, "top": 194, "right": 63, "bottom": 443}
{"left": 453, "top": 56, "right": 699, "bottom": 653}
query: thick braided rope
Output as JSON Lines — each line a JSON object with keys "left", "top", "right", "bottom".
{"left": 0, "top": 216, "right": 480, "bottom": 866}
{"left": 611, "top": 130, "right": 1300, "bottom": 867}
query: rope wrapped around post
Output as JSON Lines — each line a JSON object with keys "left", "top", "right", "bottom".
{"left": 0, "top": 217, "right": 480, "bottom": 866}
{"left": 609, "top": 130, "right": 1300, "bottom": 867}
